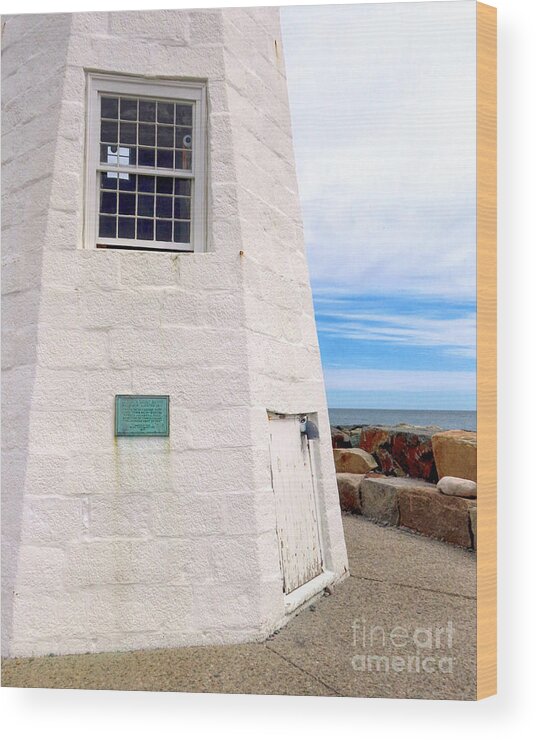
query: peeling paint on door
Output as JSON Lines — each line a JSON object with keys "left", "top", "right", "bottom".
{"left": 268, "top": 414, "right": 323, "bottom": 594}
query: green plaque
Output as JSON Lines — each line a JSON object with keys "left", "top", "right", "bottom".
{"left": 115, "top": 395, "right": 169, "bottom": 437}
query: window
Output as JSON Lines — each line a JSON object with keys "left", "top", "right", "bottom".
{"left": 85, "top": 74, "right": 206, "bottom": 252}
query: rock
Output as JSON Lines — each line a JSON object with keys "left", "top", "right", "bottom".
{"left": 469, "top": 507, "right": 477, "bottom": 548}
{"left": 398, "top": 488, "right": 473, "bottom": 548}
{"left": 432, "top": 430, "right": 477, "bottom": 482}
{"left": 359, "top": 425, "right": 439, "bottom": 482}
{"left": 437, "top": 476, "right": 477, "bottom": 499}
{"left": 336, "top": 473, "right": 364, "bottom": 513}
{"left": 333, "top": 448, "right": 378, "bottom": 474}
{"left": 331, "top": 427, "right": 352, "bottom": 448}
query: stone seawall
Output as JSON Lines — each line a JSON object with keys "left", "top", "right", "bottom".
{"left": 332, "top": 424, "right": 477, "bottom": 549}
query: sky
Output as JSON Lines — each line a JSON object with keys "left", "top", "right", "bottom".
{"left": 281, "top": 1, "right": 476, "bottom": 410}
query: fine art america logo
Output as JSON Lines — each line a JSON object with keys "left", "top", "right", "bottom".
{"left": 351, "top": 617, "right": 455, "bottom": 674}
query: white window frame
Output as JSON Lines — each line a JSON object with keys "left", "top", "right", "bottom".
{"left": 85, "top": 73, "right": 207, "bottom": 252}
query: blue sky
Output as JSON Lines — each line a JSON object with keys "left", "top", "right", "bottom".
{"left": 281, "top": 1, "right": 476, "bottom": 410}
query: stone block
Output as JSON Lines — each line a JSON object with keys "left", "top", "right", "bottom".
{"left": 360, "top": 425, "right": 440, "bottom": 482}
{"left": 398, "top": 488, "right": 473, "bottom": 548}
{"left": 469, "top": 507, "right": 477, "bottom": 549}
{"left": 336, "top": 473, "right": 364, "bottom": 513}
{"left": 432, "top": 430, "right": 477, "bottom": 482}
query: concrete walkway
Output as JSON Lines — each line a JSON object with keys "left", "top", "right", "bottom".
{"left": 2, "top": 516, "right": 476, "bottom": 699}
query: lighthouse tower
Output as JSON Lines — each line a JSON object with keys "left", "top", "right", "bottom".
{"left": 1, "top": 8, "right": 348, "bottom": 658}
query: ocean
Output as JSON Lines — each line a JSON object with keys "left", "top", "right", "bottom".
{"left": 328, "top": 408, "right": 476, "bottom": 432}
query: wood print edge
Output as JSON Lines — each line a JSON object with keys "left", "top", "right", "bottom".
{"left": 476, "top": 0, "right": 497, "bottom": 701}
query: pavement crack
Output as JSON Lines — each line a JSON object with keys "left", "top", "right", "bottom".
{"left": 264, "top": 642, "right": 342, "bottom": 696}
{"left": 348, "top": 573, "right": 476, "bottom": 601}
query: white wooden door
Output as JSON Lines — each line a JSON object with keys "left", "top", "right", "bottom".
{"left": 268, "top": 415, "right": 323, "bottom": 594}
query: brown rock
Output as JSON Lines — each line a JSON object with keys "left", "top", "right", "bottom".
{"left": 336, "top": 473, "right": 364, "bottom": 513}
{"left": 432, "top": 430, "right": 477, "bottom": 482}
{"left": 331, "top": 427, "right": 352, "bottom": 449}
{"left": 398, "top": 487, "right": 473, "bottom": 548}
{"left": 360, "top": 426, "right": 438, "bottom": 482}
{"left": 333, "top": 448, "right": 377, "bottom": 474}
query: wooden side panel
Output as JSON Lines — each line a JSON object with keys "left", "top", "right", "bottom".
{"left": 476, "top": 1, "right": 497, "bottom": 701}
{"left": 269, "top": 415, "right": 323, "bottom": 594}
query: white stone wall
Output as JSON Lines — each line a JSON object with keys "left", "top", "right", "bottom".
{"left": 1, "top": 8, "right": 348, "bottom": 658}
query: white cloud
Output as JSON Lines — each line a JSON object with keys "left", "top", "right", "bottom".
{"left": 324, "top": 367, "right": 476, "bottom": 393}
{"left": 281, "top": 1, "right": 476, "bottom": 300}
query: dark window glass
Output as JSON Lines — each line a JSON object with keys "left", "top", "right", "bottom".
{"left": 118, "top": 217, "right": 136, "bottom": 239}
{"left": 175, "top": 150, "right": 192, "bottom": 170}
{"left": 174, "top": 197, "right": 191, "bottom": 220}
{"left": 99, "top": 215, "right": 116, "bottom": 238}
{"left": 138, "top": 194, "right": 154, "bottom": 217}
{"left": 175, "top": 104, "right": 192, "bottom": 126}
{"left": 139, "top": 124, "right": 155, "bottom": 146}
{"left": 101, "top": 120, "right": 118, "bottom": 143}
{"left": 138, "top": 148, "right": 155, "bottom": 167}
{"left": 120, "top": 122, "right": 136, "bottom": 145}
{"left": 139, "top": 100, "right": 156, "bottom": 122}
{"left": 156, "top": 196, "right": 173, "bottom": 218}
{"left": 119, "top": 173, "right": 136, "bottom": 191}
{"left": 157, "top": 101, "right": 174, "bottom": 123}
{"left": 138, "top": 175, "right": 155, "bottom": 193}
{"left": 156, "top": 220, "right": 173, "bottom": 242}
{"left": 101, "top": 172, "right": 118, "bottom": 190}
{"left": 137, "top": 219, "right": 154, "bottom": 240}
{"left": 118, "top": 193, "right": 136, "bottom": 216}
{"left": 157, "top": 126, "right": 174, "bottom": 148}
{"left": 157, "top": 149, "right": 174, "bottom": 169}
{"left": 156, "top": 177, "right": 174, "bottom": 194}
{"left": 101, "top": 97, "right": 118, "bottom": 119}
{"left": 100, "top": 191, "right": 117, "bottom": 214}
{"left": 101, "top": 144, "right": 118, "bottom": 165}
{"left": 120, "top": 98, "right": 138, "bottom": 120}
{"left": 174, "top": 221, "right": 190, "bottom": 243}
{"left": 174, "top": 178, "right": 191, "bottom": 196}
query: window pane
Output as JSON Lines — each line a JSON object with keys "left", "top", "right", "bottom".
{"left": 175, "top": 104, "right": 192, "bottom": 126}
{"left": 137, "top": 219, "right": 154, "bottom": 240}
{"left": 120, "top": 98, "right": 138, "bottom": 120}
{"left": 101, "top": 97, "right": 118, "bottom": 119}
{"left": 157, "top": 101, "right": 174, "bottom": 123}
{"left": 138, "top": 148, "right": 155, "bottom": 167}
{"left": 139, "top": 100, "right": 156, "bottom": 122}
{"left": 101, "top": 172, "right": 118, "bottom": 190}
{"left": 118, "top": 217, "right": 136, "bottom": 239}
{"left": 100, "top": 191, "right": 117, "bottom": 214}
{"left": 118, "top": 193, "right": 136, "bottom": 216}
{"left": 101, "top": 144, "right": 118, "bottom": 165}
{"left": 119, "top": 173, "right": 137, "bottom": 191}
{"left": 138, "top": 175, "right": 155, "bottom": 193}
{"left": 157, "top": 149, "right": 174, "bottom": 169}
{"left": 174, "top": 178, "right": 191, "bottom": 196}
{"left": 175, "top": 128, "right": 192, "bottom": 149}
{"left": 156, "top": 195, "right": 172, "bottom": 218}
{"left": 157, "top": 125, "right": 174, "bottom": 148}
{"left": 156, "top": 177, "right": 174, "bottom": 194}
{"left": 156, "top": 220, "right": 173, "bottom": 242}
{"left": 138, "top": 194, "right": 154, "bottom": 217}
{"left": 175, "top": 150, "right": 192, "bottom": 170}
{"left": 139, "top": 124, "right": 155, "bottom": 146}
{"left": 174, "top": 197, "right": 191, "bottom": 220}
{"left": 118, "top": 145, "right": 136, "bottom": 167}
{"left": 99, "top": 215, "right": 116, "bottom": 238}
{"left": 174, "top": 221, "right": 190, "bottom": 243}
{"left": 101, "top": 120, "right": 118, "bottom": 144}
{"left": 120, "top": 122, "right": 137, "bottom": 145}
